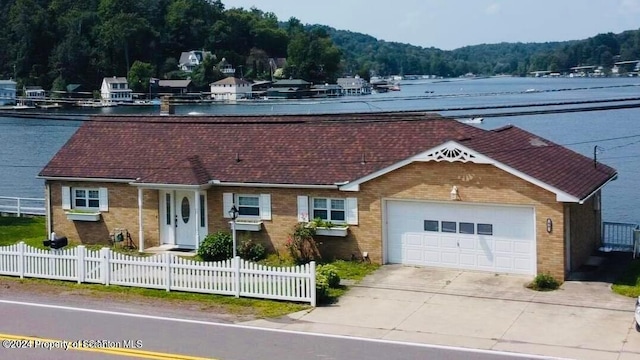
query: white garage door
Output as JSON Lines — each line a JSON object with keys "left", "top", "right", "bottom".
{"left": 386, "top": 200, "right": 536, "bottom": 275}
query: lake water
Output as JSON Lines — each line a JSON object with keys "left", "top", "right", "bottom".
{"left": 1, "top": 76, "right": 640, "bottom": 223}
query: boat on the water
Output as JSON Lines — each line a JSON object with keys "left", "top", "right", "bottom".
{"left": 37, "top": 103, "right": 62, "bottom": 109}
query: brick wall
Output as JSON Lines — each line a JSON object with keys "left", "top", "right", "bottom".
{"left": 568, "top": 193, "right": 601, "bottom": 271}
{"left": 50, "top": 159, "right": 582, "bottom": 280}
{"left": 48, "top": 181, "right": 159, "bottom": 247}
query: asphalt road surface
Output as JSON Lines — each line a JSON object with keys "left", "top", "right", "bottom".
{"left": 0, "top": 300, "right": 560, "bottom": 360}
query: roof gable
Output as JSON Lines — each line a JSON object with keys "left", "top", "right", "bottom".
{"left": 103, "top": 77, "right": 128, "bottom": 84}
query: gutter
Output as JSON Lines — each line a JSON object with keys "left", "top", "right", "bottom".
{"left": 38, "top": 176, "right": 134, "bottom": 183}
{"left": 578, "top": 173, "right": 618, "bottom": 204}
{"left": 208, "top": 180, "right": 339, "bottom": 189}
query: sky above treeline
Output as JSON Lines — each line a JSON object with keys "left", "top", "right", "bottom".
{"left": 222, "top": 0, "right": 640, "bottom": 50}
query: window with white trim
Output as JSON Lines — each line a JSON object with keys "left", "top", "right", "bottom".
{"left": 62, "top": 186, "right": 108, "bottom": 212}
{"left": 312, "top": 198, "right": 346, "bottom": 223}
{"left": 223, "top": 193, "right": 271, "bottom": 221}
{"left": 73, "top": 188, "right": 100, "bottom": 209}
{"left": 238, "top": 195, "right": 260, "bottom": 217}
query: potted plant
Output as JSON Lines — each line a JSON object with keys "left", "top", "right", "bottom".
{"left": 65, "top": 209, "right": 101, "bottom": 222}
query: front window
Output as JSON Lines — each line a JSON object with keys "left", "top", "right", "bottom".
{"left": 73, "top": 188, "right": 99, "bottom": 209}
{"left": 238, "top": 195, "right": 260, "bottom": 217}
{"left": 312, "top": 198, "right": 345, "bottom": 223}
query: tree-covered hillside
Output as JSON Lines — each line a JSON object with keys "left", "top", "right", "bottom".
{"left": 327, "top": 25, "right": 640, "bottom": 77}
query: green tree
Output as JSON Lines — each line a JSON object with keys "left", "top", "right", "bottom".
{"left": 127, "top": 61, "right": 155, "bottom": 94}
{"left": 285, "top": 27, "right": 341, "bottom": 83}
{"left": 191, "top": 53, "right": 223, "bottom": 89}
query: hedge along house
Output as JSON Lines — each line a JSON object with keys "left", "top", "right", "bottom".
{"left": 38, "top": 112, "right": 617, "bottom": 281}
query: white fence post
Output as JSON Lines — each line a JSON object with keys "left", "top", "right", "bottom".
{"left": 164, "top": 253, "right": 171, "bottom": 292}
{"left": 234, "top": 256, "right": 241, "bottom": 298}
{"left": 101, "top": 247, "right": 111, "bottom": 286}
{"left": 310, "top": 261, "right": 316, "bottom": 307}
{"left": 18, "top": 242, "right": 25, "bottom": 279}
{"left": 16, "top": 198, "right": 21, "bottom": 217}
{"left": 77, "top": 246, "right": 85, "bottom": 284}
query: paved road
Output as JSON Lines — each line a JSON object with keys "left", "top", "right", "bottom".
{"left": 0, "top": 300, "right": 558, "bottom": 360}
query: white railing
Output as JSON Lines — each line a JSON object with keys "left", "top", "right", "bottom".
{"left": 0, "top": 196, "right": 45, "bottom": 216}
{"left": 602, "top": 221, "right": 639, "bottom": 252}
{"left": 0, "top": 242, "right": 316, "bottom": 306}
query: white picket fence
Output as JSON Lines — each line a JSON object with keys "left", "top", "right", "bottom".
{"left": 0, "top": 242, "right": 316, "bottom": 306}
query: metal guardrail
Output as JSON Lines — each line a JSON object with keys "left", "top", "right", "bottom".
{"left": 0, "top": 196, "right": 45, "bottom": 216}
{"left": 602, "top": 221, "right": 638, "bottom": 252}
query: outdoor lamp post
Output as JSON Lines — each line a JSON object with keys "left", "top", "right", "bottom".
{"left": 229, "top": 204, "right": 239, "bottom": 258}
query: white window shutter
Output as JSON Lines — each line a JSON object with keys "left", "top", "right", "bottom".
{"left": 346, "top": 198, "right": 358, "bottom": 225}
{"left": 99, "top": 188, "right": 109, "bottom": 212}
{"left": 297, "top": 196, "right": 309, "bottom": 222}
{"left": 260, "top": 194, "right": 272, "bottom": 220}
{"left": 223, "top": 193, "right": 233, "bottom": 218}
{"left": 62, "top": 186, "right": 71, "bottom": 210}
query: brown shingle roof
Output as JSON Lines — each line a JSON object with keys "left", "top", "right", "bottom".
{"left": 462, "top": 125, "right": 616, "bottom": 200}
{"left": 39, "top": 113, "right": 616, "bottom": 200}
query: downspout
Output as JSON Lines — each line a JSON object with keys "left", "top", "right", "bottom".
{"left": 138, "top": 187, "right": 144, "bottom": 252}
{"left": 195, "top": 189, "right": 200, "bottom": 249}
{"left": 46, "top": 181, "right": 52, "bottom": 236}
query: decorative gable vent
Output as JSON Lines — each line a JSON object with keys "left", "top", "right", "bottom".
{"left": 423, "top": 146, "right": 479, "bottom": 163}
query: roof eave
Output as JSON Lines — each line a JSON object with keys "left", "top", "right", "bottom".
{"left": 208, "top": 180, "right": 338, "bottom": 189}
{"left": 38, "top": 176, "right": 134, "bottom": 183}
{"left": 577, "top": 173, "right": 618, "bottom": 204}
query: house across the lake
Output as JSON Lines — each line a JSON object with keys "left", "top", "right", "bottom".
{"left": 178, "top": 50, "right": 213, "bottom": 73}
{"left": 337, "top": 76, "right": 372, "bottom": 95}
{"left": 0, "top": 80, "right": 17, "bottom": 105}
{"left": 38, "top": 112, "right": 617, "bottom": 281}
{"left": 266, "top": 79, "right": 313, "bottom": 99}
{"left": 100, "top": 77, "right": 132, "bottom": 104}
{"left": 210, "top": 77, "right": 252, "bottom": 101}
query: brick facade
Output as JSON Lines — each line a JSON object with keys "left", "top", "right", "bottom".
{"left": 48, "top": 161, "right": 595, "bottom": 281}
{"left": 48, "top": 181, "right": 159, "bottom": 247}
{"left": 568, "top": 194, "right": 602, "bottom": 272}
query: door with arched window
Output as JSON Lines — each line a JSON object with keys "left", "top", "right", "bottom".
{"left": 159, "top": 190, "right": 207, "bottom": 249}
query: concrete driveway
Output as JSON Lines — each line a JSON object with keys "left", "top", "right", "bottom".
{"left": 245, "top": 264, "right": 640, "bottom": 360}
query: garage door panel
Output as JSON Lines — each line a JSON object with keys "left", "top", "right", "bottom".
{"left": 459, "top": 253, "right": 476, "bottom": 267}
{"left": 405, "top": 234, "right": 423, "bottom": 246}
{"left": 424, "top": 236, "right": 439, "bottom": 247}
{"left": 458, "top": 237, "right": 475, "bottom": 250}
{"left": 424, "top": 250, "right": 440, "bottom": 263}
{"left": 386, "top": 200, "right": 536, "bottom": 275}
{"left": 513, "top": 258, "right": 533, "bottom": 273}
{"left": 494, "top": 239, "right": 513, "bottom": 252}
{"left": 513, "top": 241, "right": 532, "bottom": 255}
{"left": 440, "top": 251, "right": 459, "bottom": 265}
{"left": 477, "top": 255, "right": 494, "bottom": 268}
{"left": 405, "top": 248, "right": 424, "bottom": 262}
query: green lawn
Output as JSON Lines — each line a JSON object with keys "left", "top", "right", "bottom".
{"left": 0, "top": 216, "right": 47, "bottom": 248}
{"left": 612, "top": 260, "right": 640, "bottom": 297}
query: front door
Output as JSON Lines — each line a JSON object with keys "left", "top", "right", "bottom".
{"left": 175, "top": 191, "right": 196, "bottom": 248}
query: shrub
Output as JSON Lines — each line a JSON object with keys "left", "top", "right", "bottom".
{"left": 197, "top": 231, "right": 232, "bottom": 261}
{"left": 238, "top": 238, "right": 266, "bottom": 262}
{"left": 528, "top": 273, "right": 561, "bottom": 291}
{"left": 317, "top": 264, "right": 341, "bottom": 288}
{"left": 315, "top": 273, "right": 330, "bottom": 303}
{"left": 286, "top": 222, "right": 321, "bottom": 264}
